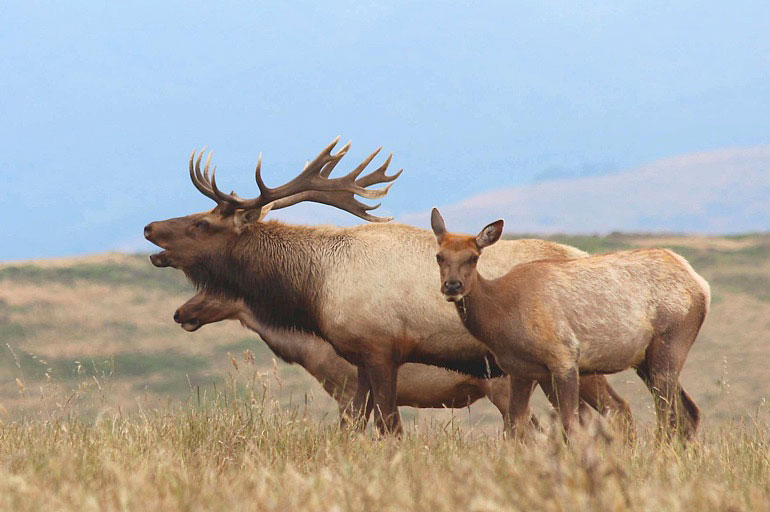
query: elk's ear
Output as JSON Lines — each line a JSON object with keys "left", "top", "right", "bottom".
{"left": 234, "top": 203, "right": 273, "bottom": 229}
{"left": 476, "top": 220, "right": 503, "bottom": 249}
{"left": 431, "top": 208, "right": 447, "bottom": 243}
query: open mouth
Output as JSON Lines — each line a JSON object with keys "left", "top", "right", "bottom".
{"left": 149, "top": 251, "right": 171, "bottom": 267}
{"left": 180, "top": 319, "right": 201, "bottom": 332}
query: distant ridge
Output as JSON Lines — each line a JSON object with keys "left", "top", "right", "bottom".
{"left": 403, "top": 146, "right": 770, "bottom": 234}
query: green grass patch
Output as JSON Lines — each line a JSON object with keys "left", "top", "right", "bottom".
{"left": 710, "top": 273, "right": 770, "bottom": 302}
{"left": 0, "top": 259, "right": 191, "bottom": 293}
{"left": 505, "top": 234, "right": 633, "bottom": 254}
{"left": 1, "top": 348, "right": 210, "bottom": 381}
{"left": 664, "top": 244, "right": 770, "bottom": 270}
{"left": 215, "top": 337, "right": 287, "bottom": 366}
{"left": 216, "top": 337, "right": 259, "bottom": 355}
{"left": 136, "top": 373, "right": 214, "bottom": 396}
{"left": 0, "top": 321, "right": 27, "bottom": 343}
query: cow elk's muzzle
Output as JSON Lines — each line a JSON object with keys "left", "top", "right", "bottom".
{"left": 442, "top": 280, "right": 464, "bottom": 301}
{"left": 173, "top": 308, "right": 202, "bottom": 332}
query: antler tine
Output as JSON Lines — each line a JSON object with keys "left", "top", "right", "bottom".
{"left": 189, "top": 149, "right": 219, "bottom": 202}
{"left": 320, "top": 141, "right": 351, "bottom": 178}
{"left": 194, "top": 150, "right": 209, "bottom": 189}
{"left": 203, "top": 151, "right": 213, "bottom": 183}
{"left": 308, "top": 194, "right": 392, "bottom": 223}
{"left": 356, "top": 181, "right": 394, "bottom": 200}
{"left": 318, "top": 151, "right": 400, "bottom": 198}
{"left": 209, "top": 166, "right": 241, "bottom": 205}
{"left": 355, "top": 153, "right": 402, "bottom": 188}
{"left": 343, "top": 147, "right": 382, "bottom": 182}
{"left": 254, "top": 153, "right": 262, "bottom": 185}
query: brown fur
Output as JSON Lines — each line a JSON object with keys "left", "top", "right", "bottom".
{"left": 145, "top": 200, "right": 633, "bottom": 435}
{"left": 175, "top": 291, "right": 634, "bottom": 433}
{"left": 175, "top": 291, "right": 505, "bottom": 421}
{"left": 431, "top": 209, "right": 708, "bottom": 440}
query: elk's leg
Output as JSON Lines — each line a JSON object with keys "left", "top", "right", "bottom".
{"left": 635, "top": 358, "right": 676, "bottom": 439}
{"left": 365, "top": 360, "right": 402, "bottom": 436}
{"left": 542, "top": 367, "right": 580, "bottom": 436}
{"left": 339, "top": 366, "right": 372, "bottom": 431}
{"left": 578, "top": 374, "right": 635, "bottom": 439}
{"left": 504, "top": 377, "right": 537, "bottom": 438}
{"left": 638, "top": 335, "right": 699, "bottom": 441}
{"left": 677, "top": 385, "right": 700, "bottom": 435}
{"left": 485, "top": 378, "right": 541, "bottom": 431}
{"left": 484, "top": 377, "right": 511, "bottom": 418}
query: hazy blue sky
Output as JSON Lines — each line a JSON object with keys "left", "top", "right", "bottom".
{"left": 2, "top": 1, "right": 769, "bottom": 260}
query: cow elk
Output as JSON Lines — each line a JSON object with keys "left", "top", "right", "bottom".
{"left": 145, "top": 137, "right": 633, "bottom": 434}
{"left": 431, "top": 208, "right": 709, "bottom": 440}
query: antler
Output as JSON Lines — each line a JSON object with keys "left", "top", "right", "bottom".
{"left": 188, "top": 137, "right": 402, "bottom": 222}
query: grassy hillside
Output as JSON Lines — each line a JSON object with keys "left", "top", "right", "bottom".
{"left": 1, "top": 235, "right": 769, "bottom": 511}
{"left": 1, "top": 234, "right": 769, "bottom": 427}
{"left": 0, "top": 382, "right": 767, "bottom": 511}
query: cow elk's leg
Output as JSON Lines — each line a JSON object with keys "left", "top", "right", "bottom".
{"left": 542, "top": 367, "right": 580, "bottom": 436}
{"left": 635, "top": 358, "right": 676, "bottom": 440}
{"left": 504, "top": 378, "right": 537, "bottom": 438}
{"left": 638, "top": 331, "right": 700, "bottom": 441}
{"left": 340, "top": 366, "right": 373, "bottom": 432}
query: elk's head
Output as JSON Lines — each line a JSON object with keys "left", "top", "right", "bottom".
{"left": 430, "top": 208, "right": 503, "bottom": 302}
{"left": 173, "top": 291, "right": 244, "bottom": 332}
{"left": 144, "top": 137, "right": 402, "bottom": 273}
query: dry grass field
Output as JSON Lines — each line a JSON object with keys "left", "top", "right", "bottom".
{"left": 1, "top": 233, "right": 769, "bottom": 510}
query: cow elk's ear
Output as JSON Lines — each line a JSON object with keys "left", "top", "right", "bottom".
{"left": 476, "top": 220, "right": 504, "bottom": 249}
{"left": 431, "top": 208, "right": 447, "bottom": 244}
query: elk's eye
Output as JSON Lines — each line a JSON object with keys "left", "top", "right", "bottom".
{"left": 470, "top": 255, "right": 479, "bottom": 264}
{"left": 194, "top": 220, "right": 210, "bottom": 230}
{"left": 436, "top": 254, "right": 443, "bottom": 263}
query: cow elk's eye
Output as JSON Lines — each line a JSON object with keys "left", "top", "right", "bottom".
{"left": 469, "top": 255, "right": 479, "bottom": 264}
{"left": 436, "top": 254, "right": 443, "bottom": 264}
{"left": 194, "top": 220, "right": 210, "bottom": 230}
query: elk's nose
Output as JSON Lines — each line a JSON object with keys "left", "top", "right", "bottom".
{"left": 144, "top": 223, "right": 153, "bottom": 239}
{"left": 444, "top": 280, "right": 462, "bottom": 294}
{"left": 173, "top": 310, "right": 181, "bottom": 323}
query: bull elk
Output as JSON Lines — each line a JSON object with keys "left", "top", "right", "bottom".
{"left": 144, "top": 137, "right": 633, "bottom": 434}
{"left": 174, "top": 290, "right": 635, "bottom": 432}
{"left": 430, "top": 208, "right": 708, "bottom": 439}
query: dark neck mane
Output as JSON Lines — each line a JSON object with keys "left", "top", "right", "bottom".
{"left": 188, "top": 221, "right": 347, "bottom": 335}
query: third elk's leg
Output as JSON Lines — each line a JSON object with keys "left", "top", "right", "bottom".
{"left": 340, "top": 366, "right": 373, "bottom": 432}
{"left": 541, "top": 367, "right": 581, "bottom": 437}
{"left": 578, "top": 374, "right": 636, "bottom": 440}
{"left": 363, "top": 354, "right": 402, "bottom": 436}
{"left": 505, "top": 378, "right": 537, "bottom": 438}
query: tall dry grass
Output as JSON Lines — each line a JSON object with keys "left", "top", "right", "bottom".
{"left": 1, "top": 354, "right": 768, "bottom": 512}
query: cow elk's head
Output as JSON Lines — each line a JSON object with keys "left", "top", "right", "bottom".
{"left": 144, "top": 137, "right": 401, "bottom": 271}
{"left": 430, "top": 208, "right": 503, "bottom": 302}
{"left": 173, "top": 292, "right": 244, "bottom": 332}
